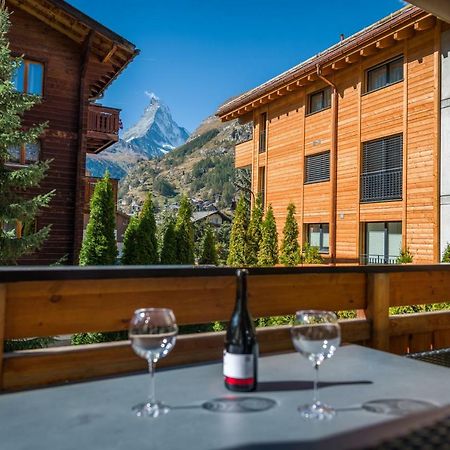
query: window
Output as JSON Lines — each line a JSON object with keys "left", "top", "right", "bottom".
{"left": 259, "top": 113, "right": 267, "bottom": 153}
{"left": 362, "top": 222, "right": 402, "bottom": 264}
{"left": 258, "top": 166, "right": 266, "bottom": 208}
{"left": 0, "top": 220, "right": 36, "bottom": 239}
{"left": 305, "top": 151, "right": 330, "bottom": 184}
{"left": 13, "top": 60, "right": 44, "bottom": 95}
{"left": 361, "top": 134, "right": 402, "bottom": 202}
{"left": 308, "top": 87, "right": 331, "bottom": 114}
{"left": 366, "top": 56, "right": 403, "bottom": 93}
{"left": 307, "top": 223, "right": 329, "bottom": 253}
{"left": 7, "top": 142, "right": 40, "bottom": 165}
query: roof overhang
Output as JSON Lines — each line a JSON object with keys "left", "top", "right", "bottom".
{"left": 7, "top": 0, "right": 139, "bottom": 99}
{"left": 408, "top": 0, "right": 450, "bottom": 24}
{"left": 217, "top": 6, "right": 435, "bottom": 122}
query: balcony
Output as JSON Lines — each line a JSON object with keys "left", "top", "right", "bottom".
{"left": 234, "top": 138, "right": 253, "bottom": 169}
{"left": 361, "top": 168, "right": 402, "bottom": 203}
{"left": 86, "top": 104, "right": 121, "bottom": 154}
{"left": 83, "top": 176, "right": 118, "bottom": 213}
{"left": 1, "top": 265, "right": 450, "bottom": 391}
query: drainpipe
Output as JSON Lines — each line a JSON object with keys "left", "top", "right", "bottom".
{"left": 316, "top": 64, "right": 338, "bottom": 264}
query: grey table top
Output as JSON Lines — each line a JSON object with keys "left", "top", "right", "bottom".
{"left": 1, "top": 345, "right": 450, "bottom": 450}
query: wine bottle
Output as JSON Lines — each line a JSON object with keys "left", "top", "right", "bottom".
{"left": 223, "top": 269, "right": 258, "bottom": 392}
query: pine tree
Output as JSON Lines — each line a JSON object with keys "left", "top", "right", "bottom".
{"left": 0, "top": 3, "right": 53, "bottom": 264}
{"left": 227, "top": 195, "right": 250, "bottom": 266}
{"left": 280, "top": 202, "right": 300, "bottom": 266}
{"left": 258, "top": 204, "right": 278, "bottom": 267}
{"left": 199, "top": 225, "right": 218, "bottom": 265}
{"left": 160, "top": 216, "right": 177, "bottom": 264}
{"left": 175, "top": 195, "right": 195, "bottom": 264}
{"left": 79, "top": 172, "right": 117, "bottom": 265}
{"left": 121, "top": 216, "right": 140, "bottom": 264}
{"left": 247, "top": 194, "right": 263, "bottom": 266}
{"left": 443, "top": 243, "right": 450, "bottom": 263}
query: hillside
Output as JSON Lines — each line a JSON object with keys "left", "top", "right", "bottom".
{"left": 118, "top": 115, "right": 252, "bottom": 215}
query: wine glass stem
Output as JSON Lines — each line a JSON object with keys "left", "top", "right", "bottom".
{"left": 313, "top": 363, "right": 319, "bottom": 405}
{"left": 148, "top": 359, "right": 155, "bottom": 405}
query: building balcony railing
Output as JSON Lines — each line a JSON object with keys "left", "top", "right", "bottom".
{"left": 83, "top": 176, "right": 118, "bottom": 213}
{"left": 86, "top": 104, "right": 121, "bottom": 154}
{"left": 360, "top": 254, "right": 399, "bottom": 265}
{"left": 360, "top": 168, "right": 402, "bottom": 203}
{"left": 1, "top": 265, "right": 450, "bottom": 392}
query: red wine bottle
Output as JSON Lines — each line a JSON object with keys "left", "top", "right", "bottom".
{"left": 223, "top": 269, "right": 258, "bottom": 392}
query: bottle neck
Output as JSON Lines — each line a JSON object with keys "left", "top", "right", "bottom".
{"left": 235, "top": 269, "right": 248, "bottom": 312}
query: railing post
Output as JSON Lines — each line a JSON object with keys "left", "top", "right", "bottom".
{"left": 365, "top": 273, "right": 390, "bottom": 352}
{"left": 0, "top": 284, "right": 6, "bottom": 391}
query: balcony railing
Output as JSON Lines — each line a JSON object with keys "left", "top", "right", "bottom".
{"left": 360, "top": 254, "right": 399, "bottom": 265}
{"left": 1, "top": 265, "right": 450, "bottom": 391}
{"left": 361, "top": 168, "right": 402, "bottom": 203}
{"left": 86, "top": 104, "right": 121, "bottom": 154}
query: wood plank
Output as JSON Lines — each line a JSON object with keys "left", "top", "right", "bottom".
{"left": 389, "top": 335, "right": 409, "bottom": 355}
{"left": 409, "top": 332, "right": 433, "bottom": 353}
{"left": 390, "top": 310, "right": 450, "bottom": 336}
{"left": 433, "top": 329, "right": 450, "bottom": 350}
{"left": 365, "top": 273, "right": 390, "bottom": 351}
{"left": 2, "top": 319, "right": 370, "bottom": 391}
{"left": 0, "top": 284, "right": 6, "bottom": 390}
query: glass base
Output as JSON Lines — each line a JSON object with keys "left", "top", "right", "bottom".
{"left": 298, "top": 401, "right": 336, "bottom": 420}
{"left": 132, "top": 401, "right": 170, "bottom": 418}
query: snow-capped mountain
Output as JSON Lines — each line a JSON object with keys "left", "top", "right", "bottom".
{"left": 86, "top": 93, "right": 189, "bottom": 179}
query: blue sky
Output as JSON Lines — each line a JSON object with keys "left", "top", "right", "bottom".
{"left": 69, "top": 0, "right": 407, "bottom": 133}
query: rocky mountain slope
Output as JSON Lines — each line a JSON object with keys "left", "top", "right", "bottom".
{"left": 118, "top": 115, "right": 252, "bottom": 215}
{"left": 87, "top": 93, "right": 189, "bottom": 179}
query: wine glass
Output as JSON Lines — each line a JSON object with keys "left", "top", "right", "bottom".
{"left": 129, "top": 308, "right": 178, "bottom": 418}
{"left": 290, "top": 310, "right": 341, "bottom": 420}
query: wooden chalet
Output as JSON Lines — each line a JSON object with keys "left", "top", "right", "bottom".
{"left": 218, "top": 5, "right": 450, "bottom": 265}
{"left": 4, "top": 0, "right": 138, "bottom": 264}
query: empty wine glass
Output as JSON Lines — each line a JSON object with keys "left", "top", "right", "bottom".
{"left": 129, "top": 308, "right": 178, "bottom": 418}
{"left": 291, "top": 310, "right": 341, "bottom": 420}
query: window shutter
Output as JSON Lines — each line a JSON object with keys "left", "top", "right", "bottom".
{"left": 305, "top": 151, "right": 330, "bottom": 183}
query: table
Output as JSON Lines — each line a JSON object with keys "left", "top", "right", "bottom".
{"left": 1, "top": 345, "right": 450, "bottom": 450}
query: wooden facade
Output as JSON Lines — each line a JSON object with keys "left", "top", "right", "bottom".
{"left": 218, "top": 6, "right": 446, "bottom": 265}
{"left": 5, "top": 0, "right": 138, "bottom": 265}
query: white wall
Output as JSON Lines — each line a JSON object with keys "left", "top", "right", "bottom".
{"left": 440, "top": 30, "right": 450, "bottom": 258}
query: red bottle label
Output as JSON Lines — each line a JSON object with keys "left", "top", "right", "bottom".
{"left": 223, "top": 351, "right": 254, "bottom": 385}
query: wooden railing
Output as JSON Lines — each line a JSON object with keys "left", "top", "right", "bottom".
{"left": 1, "top": 265, "right": 450, "bottom": 392}
{"left": 87, "top": 104, "right": 120, "bottom": 135}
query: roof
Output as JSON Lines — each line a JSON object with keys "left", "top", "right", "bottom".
{"left": 192, "top": 210, "right": 231, "bottom": 223}
{"left": 217, "top": 5, "right": 430, "bottom": 120}
{"left": 7, "top": 0, "right": 139, "bottom": 99}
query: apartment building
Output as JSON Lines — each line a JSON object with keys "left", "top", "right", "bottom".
{"left": 4, "top": 0, "right": 138, "bottom": 264}
{"left": 218, "top": 5, "right": 449, "bottom": 264}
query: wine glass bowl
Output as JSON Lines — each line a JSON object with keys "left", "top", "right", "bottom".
{"left": 129, "top": 308, "right": 178, "bottom": 418}
{"left": 291, "top": 310, "right": 341, "bottom": 420}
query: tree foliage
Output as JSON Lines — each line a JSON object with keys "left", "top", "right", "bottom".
{"left": 79, "top": 172, "right": 117, "bottom": 265}
{"left": 175, "top": 195, "right": 195, "bottom": 264}
{"left": 247, "top": 194, "right": 263, "bottom": 266}
{"left": 0, "top": 4, "right": 53, "bottom": 264}
{"left": 280, "top": 203, "right": 300, "bottom": 266}
{"left": 300, "top": 243, "right": 324, "bottom": 264}
{"left": 227, "top": 196, "right": 249, "bottom": 266}
{"left": 122, "top": 193, "right": 158, "bottom": 265}
{"left": 198, "top": 225, "right": 218, "bottom": 265}
{"left": 258, "top": 204, "right": 278, "bottom": 267}
{"left": 160, "top": 216, "right": 177, "bottom": 264}
{"left": 443, "top": 243, "right": 450, "bottom": 263}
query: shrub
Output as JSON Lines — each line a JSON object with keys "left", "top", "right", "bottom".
{"left": 300, "top": 243, "right": 324, "bottom": 264}
{"left": 175, "top": 195, "right": 195, "bottom": 264}
{"left": 396, "top": 248, "right": 413, "bottom": 264}
{"left": 198, "top": 225, "right": 218, "bottom": 265}
{"left": 227, "top": 196, "right": 250, "bottom": 266}
{"left": 247, "top": 194, "right": 263, "bottom": 266}
{"left": 257, "top": 204, "right": 278, "bottom": 267}
{"left": 280, "top": 203, "right": 300, "bottom": 266}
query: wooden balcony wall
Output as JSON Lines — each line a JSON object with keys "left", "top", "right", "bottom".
{"left": 83, "top": 176, "right": 119, "bottom": 213}
{"left": 1, "top": 265, "right": 450, "bottom": 392}
{"left": 235, "top": 139, "right": 253, "bottom": 169}
{"left": 86, "top": 104, "right": 121, "bottom": 154}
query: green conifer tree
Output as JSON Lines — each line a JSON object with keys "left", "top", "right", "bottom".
{"left": 258, "top": 204, "right": 278, "bottom": 267}
{"left": 247, "top": 194, "right": 263, "bottom": 266}
{"left": 199, "top": 225, "right": 218, "bottom": 265}
{"left": 227, "top": 195, "right": 250, "bottom": 266}
{"left": 79, "top": 172, "right": 117, "bottom": 265}
{"left": 175, "top": 195, "right": 195, "bottom": 264}
{"left": 443, "top": 243, "right": 450, "bottom": 263}
{"left": 121, "top": 216, "right": 139, "bottom": 264}
{"left": 0, "top": 3, "right": 53, "bottom": 264}
{"left": 160, "top": 217, "right": 177, "bottom": 264}
{"left": 280, "top": 202, "right": 300, "bottom": 266}
{"left": 122, "top": 193, "right": 158, "bottom": 265}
